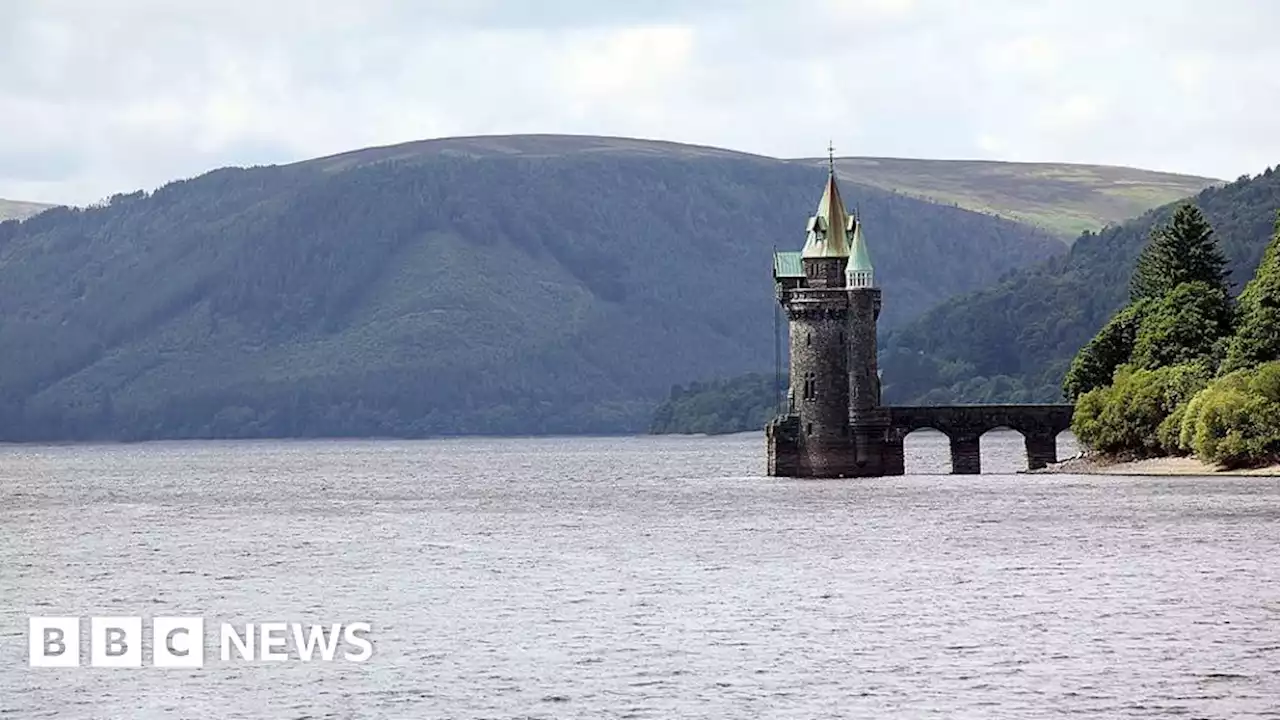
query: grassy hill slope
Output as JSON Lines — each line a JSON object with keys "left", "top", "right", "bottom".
{"left": 0, "top": 199, "right": 54, "bottom": 221}
{"left": 321, "top": 135, "right": 1217, "bottom": 239}
{"left": 811, "top": 156, "right": 1218, "bottom": 239}
{"left": 0, "top": 137, "right": 1066, "bottom": 440}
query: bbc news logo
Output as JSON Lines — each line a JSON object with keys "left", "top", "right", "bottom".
{"left": 29, "top": 617, "right": 373, "bottom": 667}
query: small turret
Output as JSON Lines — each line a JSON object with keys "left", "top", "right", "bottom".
{"left": 845, "top": 211, "right": 874, "bottom": 288}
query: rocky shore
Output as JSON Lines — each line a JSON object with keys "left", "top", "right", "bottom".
{"left": 1030, "top": 454, "right": 1280, "bottom": 476}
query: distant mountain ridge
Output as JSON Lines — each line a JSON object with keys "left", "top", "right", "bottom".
{"left": 299, "top": 134, "right": 760, "bottom": 170}
{"left": 3, "top": 134, "right": 1215, "bottom": 237}
{"left": 0, "top": 199, "right": 54, "bottom": 221}
{"left": 0, "top": 134, "right": 1224, "bottom": 440}
{"left": 0, "top": 135, "right": 1072, "bottom": 440}
{"left": 303, "top": 134, "right": 1216, "bottom": 238}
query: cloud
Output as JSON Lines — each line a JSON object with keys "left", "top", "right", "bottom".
{"left": 554, "top": 25, "right": 697, "bottom": 122}
{"left": 986, "top": 35, "right": 1062, "bottom": 77}
{"left": 1170, "top": 55, "right": 1209, "bottom": 95}
{"left": 823, "top": 0, "right": 918, "bottom": 22}
{"left": 1, "top": 0, "right": 1277, "bottom": 204}
{"left": 1039, "top": 95, "right": 1106, "bottom": 133}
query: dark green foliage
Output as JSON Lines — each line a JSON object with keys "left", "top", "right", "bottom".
{"left": 1070, "top": 363, "right": 1209, "bottom": 456}
{"left": 1061, "top": 301, "right": 1150, "bottom": 401}
{"left": 648, "top": 374, "right": 783, "bottom": 435}
{"left": 1179, "top": 362, "right": 1280, "bottom": 467}
{"left": 0, "top": 139, "right": 1062, "bottom": 440}
{"left": 1130, "top": 282, "right": 1233, "bottom": 369}
{"left": 882, "top": 169, "right": 1280, "bottom": 404}
{"left": 1222, "top": 213, "right": 1280, "bottom": 373}
{"left": 1129, "top": 204, "right": 1229, "bottom": 302}
{"left": 1066, "top": 200, "right": 1280, "bottom": 464}
{"left": 1065, "top": 209, "right": 1235, "bottom": 458}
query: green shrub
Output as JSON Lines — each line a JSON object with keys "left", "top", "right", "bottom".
{"left": 1180, "top": 361, "right": 1280, "bottom": 467}
{"left": 1156, "top": 401, "right": 1190, "bottom": 455}
{"left": 1071, "top": 362, "right": 1209, "bottom": 456}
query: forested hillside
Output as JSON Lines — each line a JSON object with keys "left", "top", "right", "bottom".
{"left": 648, "top": 374, "right": 783, "bottom": 435}
{"left": 881, "top": 167, "right": 1280, "bottom": 405}
{"left": 0, "top": 136, "right": 1064, "bottom": 440}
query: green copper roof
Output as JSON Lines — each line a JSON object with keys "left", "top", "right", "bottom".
{"left": 774, "top": 251, "right": 804, "bottom": 278}
{"left": 848, "top": 218, "right": 873, "bottom": 273}
{"left": 801, "top": 173, "right": 852, "bottom": 259}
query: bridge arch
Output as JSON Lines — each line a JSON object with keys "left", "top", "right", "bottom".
{"left": 899, "top": 427, "right": 950, "bottom": 475}
{"left": 888, "top": 405, "right": 1073, "bottom": 475}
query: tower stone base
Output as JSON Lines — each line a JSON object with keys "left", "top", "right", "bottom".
{"left": 766, "top": 412, "right": 903, "bottom": 478}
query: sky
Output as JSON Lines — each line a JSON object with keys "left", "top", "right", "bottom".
{"left": 3, "top": 0, "right": 1278, "bottom": 205}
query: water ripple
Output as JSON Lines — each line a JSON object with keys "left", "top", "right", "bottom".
{"left": 1, "top": 432, "right": 1279, "bottom": 718}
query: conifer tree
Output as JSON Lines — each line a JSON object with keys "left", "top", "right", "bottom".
{"left": 1062, "top": 301, "right": 1149, "bottom": 401}
{"left": 1066, "top": 204, "right": 1233, "bottom": 402}
{"left": 1130, "top": 281, "right": 1233, "bottom": 370}
{"left": 1129, "top": 203, "right": 1229, "bottom": 302}
{"left": 1222, "top": 212, "right": 1280, "bottom": 372}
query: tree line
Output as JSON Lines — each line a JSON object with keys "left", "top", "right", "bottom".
{"left": 1068, "top": 205, "right": 1280, "bottom": 467}
{"left": 878, "top": 167, "right": 1280, "bottom": 406}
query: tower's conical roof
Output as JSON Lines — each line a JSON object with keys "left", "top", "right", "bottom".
{"left": 801, "top": 172, "right": 852, "bottom": 259}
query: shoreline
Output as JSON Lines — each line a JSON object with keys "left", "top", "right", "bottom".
{"left": 1031, "top": 454, "right": 1280, "bottom": 477}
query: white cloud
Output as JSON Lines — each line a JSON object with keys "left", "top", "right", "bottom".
{"left": 555, "top": 25, "right": 697, "bottom": 122}
{"left": 1171, "top": 55, "right": 1209, "bottom": 95}
{"left": 977, "top": 134, "right": 1006, "bottom": 155}
{"left": 1039, "top": 94, "right": 1106, "bottom": 133}
{"left": 986, "top": 35, "right": 1062, "bottom": 77}
{"left": 823, "top": 0, "right": 918, "bottom": 22}
{"left": 0, "top": 0, "right": 1277, "bottom": 204}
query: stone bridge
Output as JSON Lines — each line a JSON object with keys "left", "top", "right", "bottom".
{"left": 888, "top": 404, "right": 1074, "bottom": 474}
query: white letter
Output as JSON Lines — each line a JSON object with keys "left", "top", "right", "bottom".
{"left": 154, "top": 617, "right": 204, "bottom": 668}
{"left": 342, "top": 622, "right": 373, "bottom": 662}
{"left": 292, "top": 624, "right": 342, "bottom": 661}
{"left": 29, "top": 617, "right": 79, "bottom": 667}
{"left": 220, "top": 623, "right": 254, "bottom": 661}
{"left": 90, "top": 617, "right": 141, "bottom": 667}
{"left": 260, "top": 622, "right": 288, "bottom": 661}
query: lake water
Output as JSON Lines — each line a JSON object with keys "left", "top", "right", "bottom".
{"left": 2, "top": 430, "right": 1279, "bottom": 718}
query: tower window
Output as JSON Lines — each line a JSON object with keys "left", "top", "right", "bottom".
{"left": 806, "top": 423, "right": 813, "bottom": 436}
{"left": 806, "top": 332, "right": 812, "bottom": 347}
{"left": 803, "top": 372, "right": 816, "bottom": 400}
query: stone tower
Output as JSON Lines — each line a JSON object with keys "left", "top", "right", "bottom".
{"left": 766, "top": 164, "right": 902, "bottom": 477}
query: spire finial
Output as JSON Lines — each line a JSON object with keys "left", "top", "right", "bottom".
{"left": 827, "top": 140, "right": 835, "bottom": 174}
